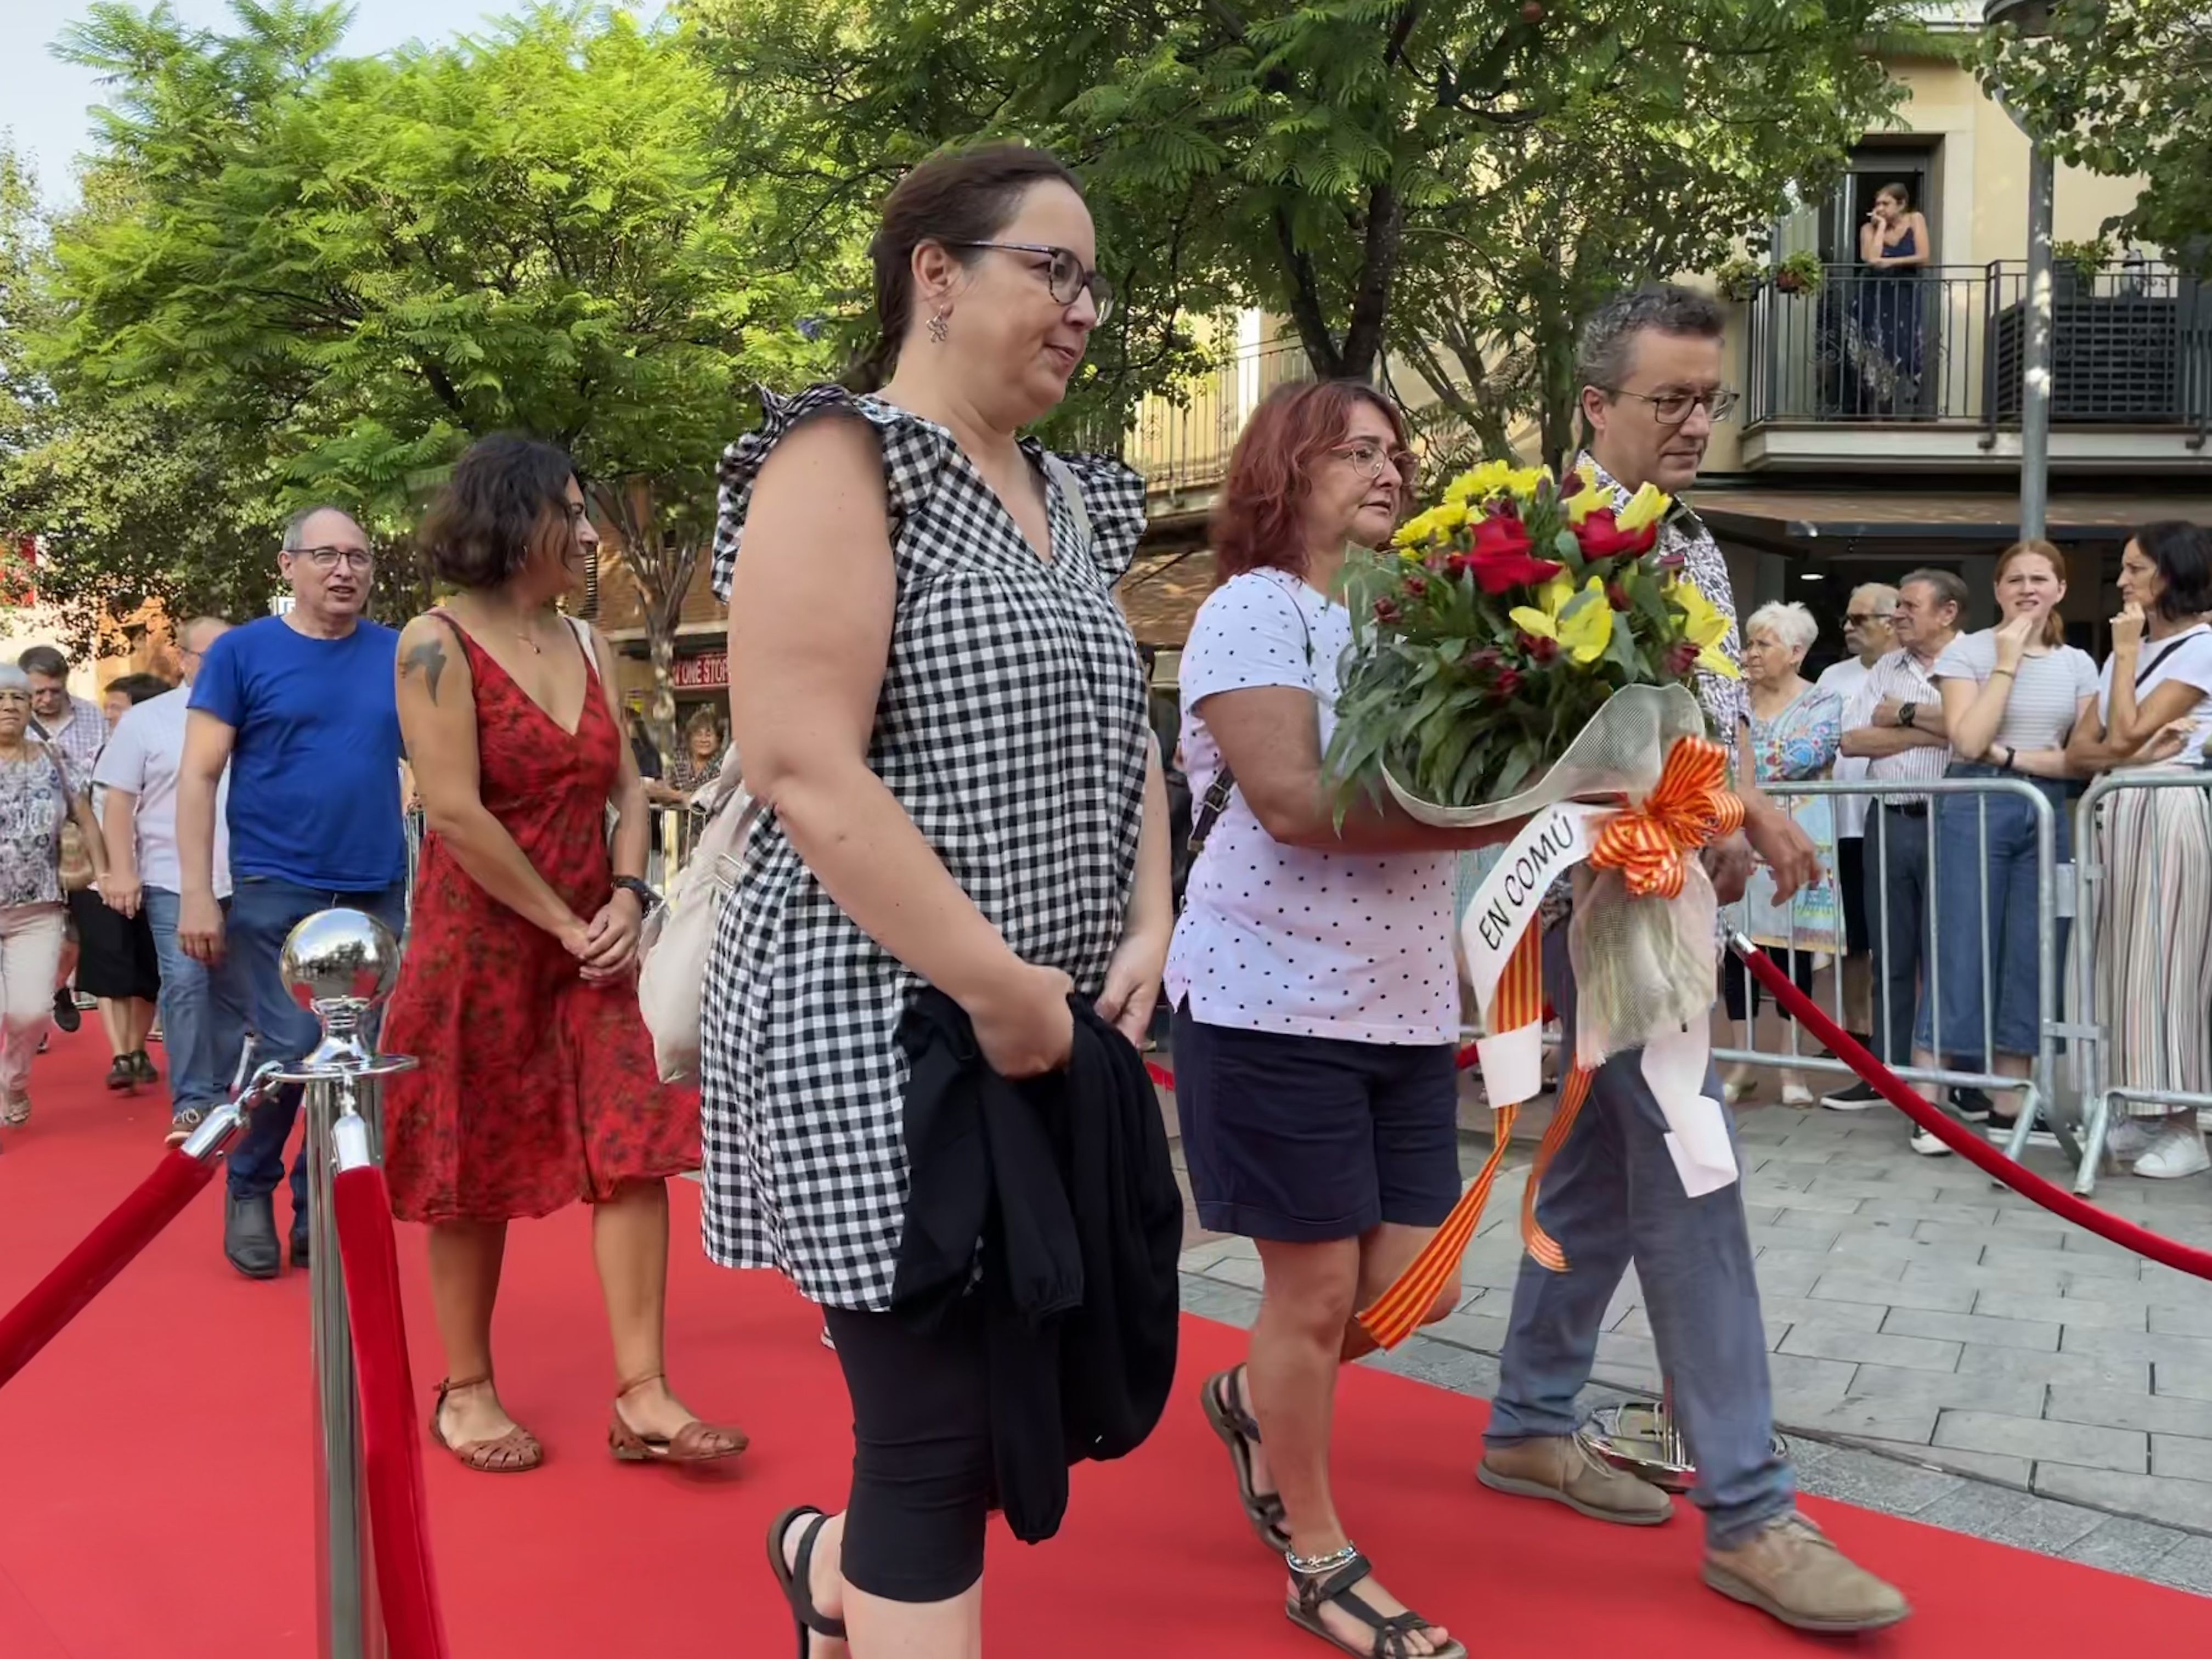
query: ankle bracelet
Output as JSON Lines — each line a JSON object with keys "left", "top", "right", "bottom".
{"left": 1286, "top": 1542, "right": 1359, "bottom": 1576}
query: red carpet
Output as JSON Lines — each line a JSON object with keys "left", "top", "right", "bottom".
{"left": 1, "top": 1026, "right": 2201, "bottom": 1656}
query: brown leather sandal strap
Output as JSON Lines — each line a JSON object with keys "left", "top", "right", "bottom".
{"left": 616, "top": 1372, "right": 665, "bottom": 1399}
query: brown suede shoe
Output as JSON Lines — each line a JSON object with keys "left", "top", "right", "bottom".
{"left": 1702, "top": 1514, "right": 1910, "bottom": 1633}
{"left": 1477, "top": 1436, "right": 1675, "bottom": 1525}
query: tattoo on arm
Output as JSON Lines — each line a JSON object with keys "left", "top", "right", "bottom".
{"left": 400, "top": 639, "right": 448, "bottom": 703}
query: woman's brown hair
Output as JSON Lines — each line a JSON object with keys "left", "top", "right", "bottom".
{"left": 1210, "top": 381, "right": 1410, "bottom": 583}
{"left": 1995, "top": 537, "right": 2069, "bottom": 649}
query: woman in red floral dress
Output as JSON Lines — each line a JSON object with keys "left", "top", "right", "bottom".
{"left": 382, "top": 434, "right": 741, "bottom": 1474}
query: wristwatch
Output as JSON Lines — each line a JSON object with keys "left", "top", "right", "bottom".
{"left": 1898, "top": 702, "right": 1918, "bottom": 729}
{"left": 611, "top": 875, "right": 659, "bottom": 912}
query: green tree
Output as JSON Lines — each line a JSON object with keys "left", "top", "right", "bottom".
{"left": 1981, "top": 0, "right": 2211, "bottom": 272}
{"left": 699, "top": 0, "right": 1919, "bottom": 442}
{"left": 41, "top": 1, "right": 843, "bottom": 739}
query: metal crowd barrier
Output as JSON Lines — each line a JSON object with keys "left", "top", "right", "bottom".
{"left": 1713, "top": 775, "right": 2069, "bottom": 1158}
{"left": 2069, "top": 769, "right": 2212, "bottom": 1195}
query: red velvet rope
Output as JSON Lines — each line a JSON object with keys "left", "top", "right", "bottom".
{"left": 0, "top": 1149, "right": 216, "bottom": 1392}
{"left": 1147, "top": 1042, "right": 1481, "bottom": 1094}
{"left": 1737, "top": 943, "right": 2212, "bottom": 1282}
{"left": 331, "top": 1165, "right": 452, "bottom": 1659}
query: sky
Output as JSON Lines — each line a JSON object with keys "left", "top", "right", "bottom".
{"left": 3, "top": 1, "right": 516, "bottom": 207}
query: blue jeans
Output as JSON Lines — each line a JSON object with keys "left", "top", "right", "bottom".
{"left": 224, "top": 877, "right": 409, "bottom": 1220}
{"left": 144, "top": 888, "right": 251, "bottom": 1115}
{"left": 1915, "top": 764, "right": 2069, "bottom": 1063}
{"left": 1486, "top": 929, "right": 1795, "bottom": 1549}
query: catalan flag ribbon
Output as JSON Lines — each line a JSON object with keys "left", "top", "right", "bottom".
{"left": 1356, "top": 734, "right": 1742, "bottom": 1350}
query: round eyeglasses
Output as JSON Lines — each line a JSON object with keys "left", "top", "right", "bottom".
{"left": 946, "top": 241, "right": 1115, "bottom": 323}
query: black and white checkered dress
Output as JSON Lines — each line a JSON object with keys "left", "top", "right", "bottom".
{"left": 698, "top": 384, "right": 1151, "bottom": 1311}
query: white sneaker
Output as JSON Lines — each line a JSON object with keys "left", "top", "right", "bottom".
{"left": 1910, "top": 1127, "right": 1953, "bottom": 1158}
{"left": 2132, "top": 1125, "right": 2211, "bottom": 1180}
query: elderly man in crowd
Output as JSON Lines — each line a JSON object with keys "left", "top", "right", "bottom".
{"left": 1816, "top": 584, "right": 1898, "bottom": 1109}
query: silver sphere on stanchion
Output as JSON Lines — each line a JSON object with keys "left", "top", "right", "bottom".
{"left": 1577, "top": 1383, "right": 1788, "bottom": 1494}
{"left": 276, "top": 907, "right": 415, "bottom": 1659}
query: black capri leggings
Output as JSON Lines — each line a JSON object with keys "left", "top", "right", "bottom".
{"left": 1722, "top": 943, "right": 1818, "bottom": 1023}
{"left": 823, "top": 1299, "right": 994, "bottom": 1603}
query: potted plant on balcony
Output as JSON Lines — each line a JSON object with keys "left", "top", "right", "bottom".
{"left": 2051, "top": 236, "right": 2109, "bottom": 300}
{"left": 1714, "top": 256, "right": 1764, "bottom": 303}
{"left": 1773, "top": 251, "right": 1824, "bottom": 296}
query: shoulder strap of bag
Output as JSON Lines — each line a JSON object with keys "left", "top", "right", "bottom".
{"left": 1040, "top": 452, "right": 1093, "bottom": 550}
{"left": 1187, "top": 571, "right": 1318, "bottom": 859}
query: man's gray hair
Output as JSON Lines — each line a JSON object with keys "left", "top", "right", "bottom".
{"left": 281, "top": 505, "right": 363, "bottom": 551}
{"left": 1577, "top": 284, "right": 1727, "bottom": 394}
{"left": 1848, "top": 582, "right": 1901, "bottom": 614}
{"left": 1900, "top": 567, "right": 1968, "bottom": 613}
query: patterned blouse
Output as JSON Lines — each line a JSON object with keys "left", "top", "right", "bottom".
{"left": 697, "top": 385, "right": 1150, "bottom": 1311}
{"left": 0, "top": 743, "right": 73, "bottom": 910}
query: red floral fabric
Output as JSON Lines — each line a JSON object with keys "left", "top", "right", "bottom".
{"left": 382, "top": 617, "right": 699, "bottom": 1224}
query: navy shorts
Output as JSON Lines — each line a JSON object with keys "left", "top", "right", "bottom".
{"left": 1170, "top": 1005, "right": 1461, "bottom": 1243}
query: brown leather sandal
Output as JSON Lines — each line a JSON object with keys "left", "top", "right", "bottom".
{"left": 609, "top": 1373, "right": 748, "bottom": 1465}
{"left": 429, "top": 1375, "right": 544, "bottom": 1474}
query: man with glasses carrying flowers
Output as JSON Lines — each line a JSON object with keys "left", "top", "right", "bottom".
{"left": 1474, "top": 286, "right": 1910, "bottom": 1633}
{"left": 174, "top": 506, "right": 410, "bottom": 1280}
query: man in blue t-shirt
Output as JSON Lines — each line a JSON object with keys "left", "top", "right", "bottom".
{"left": 177, "top": 505, "right": 408, "bottom": 1280}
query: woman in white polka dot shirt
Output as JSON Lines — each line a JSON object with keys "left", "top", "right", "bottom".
{"left": 1169, "top": 380, "right": 1519, "bottom": 1659}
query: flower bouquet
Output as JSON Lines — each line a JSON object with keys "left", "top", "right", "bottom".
{"left": 1331, "top": 459, "right": 1752, "bottom": 1346}
{"left": 1323, "top": 458, "right": 1745, "bottom": 1085}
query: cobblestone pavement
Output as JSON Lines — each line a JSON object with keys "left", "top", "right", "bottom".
{"left": 1170, "top": 1087, "right": 2212, "bottom": 1595}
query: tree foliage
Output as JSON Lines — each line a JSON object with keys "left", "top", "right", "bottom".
{"left": 697, "top": 0, "right": 1920, "bottom": 461}
{"left": 25, "top": 1, "right": 844, "bottom": 733}
{"left": 1981, "top": 0, "right": 2211, "bottom": 272}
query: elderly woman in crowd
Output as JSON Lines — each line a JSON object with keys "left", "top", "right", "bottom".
{"left": 1720, "top": 601, "right": 1843, "bottom": 1105}
{"left": 1175, "top": 379, "right": 1530, "bottom": 1659}
{"left": 0, "top": 663, "right": 107, "bottom": 1136}
{"left": 2066, "top": 521, "right": 2212, "bottom": 1179}
{"left": 81, "top": 671, "right": 172, "bottom": 1094}
{"left": 1916, "top": 539, "right": 2100, "bottom": 1154}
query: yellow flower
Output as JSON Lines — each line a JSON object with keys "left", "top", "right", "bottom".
{"left": 1564, "top": 462, "right": 1607, "bottom": 525}
{"left": 1502, "top": 465, "right": 1549, "bottom": 502}
{"left": 1510, "top": 574, "right": 1615, "bottom": 665}
{"left": 1670, "top": 578, "right": 1742, "bottom": 679}
{"left": 1616, "top": 482, "right": 1672, "bottom": 535}
{"left": 1391, "top": 500, "right": 1470, "bottom": 548}
{"left": 1444, "top": 460, "right": 1513, "bottom": 506}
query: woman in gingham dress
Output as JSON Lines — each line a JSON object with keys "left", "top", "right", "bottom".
{"left": 701, "top": 145, "right": 1172, "bottom": 1657}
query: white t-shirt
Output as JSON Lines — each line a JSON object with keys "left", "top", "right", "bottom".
{"left": 1816, "top": 656, "right": 1875, "bottom": 839}
{"left": 1164, "top": 569, "right": 1457, "bottom": 1044}
{"left": 2097, "top": 623, "right": 2212, "bottom": 765}
{"left": 1931, "top": 630, "right": 2099, "bottom": 752}
{"left": 93, "top": 686, "right": 232, "bottom": 898}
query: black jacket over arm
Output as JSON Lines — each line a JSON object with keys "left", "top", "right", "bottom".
{"left": 891, "top": 989, "right": 1184, "bottom": 1543}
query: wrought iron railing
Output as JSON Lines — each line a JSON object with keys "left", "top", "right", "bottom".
{"left": 1063, "top": 336, "right": 1314, "bottom": 494}
{"left": 1743, "top": 259, "right": 2212, "bottom": 436}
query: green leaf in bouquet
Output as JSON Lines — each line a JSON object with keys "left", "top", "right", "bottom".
{"left": 1603, "top": 612, "right": 1645, "bottom": 680}
{"left": 1553, "top": 529, "right": 1586, "bottom": 576}
{"left": 1451, "top": 733, "right": 1496, "bottom": 803}
{"left": 1427, "top": 708, "right": 1485, "bottom": 802}
{"left": 1494, "top": 736, "right": 1542, "bottom": 800}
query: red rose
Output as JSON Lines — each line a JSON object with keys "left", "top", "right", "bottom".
{"left": 1605, "top": 582, "right": 1632, "bottom": 611}
{"left": 1492, "top": 667, "right": 1525, "bottom": 698}
{"left": 1666, "top": 640, "right": 1701, "bottom": 677}
{"left": 1403, "top": 573, "right": 1429, "bottom": 597}
{"left": 1374, "top": 597, "right": 1402, "bottom": 624}
{"left": 1574, "top": 509, "right": 1659, "bottom": 560}
{"left": 1443, "top": 551, "right": 1471, "bottom": 577}
{"left": 1465, "top": 645, "right": 1504, "bottom": 674}
{"left": 1522, "top": 630, "right": 1559, "bottom": 664}
{"left": 1471, "top": 512, "right": 1534, "bottom": 559}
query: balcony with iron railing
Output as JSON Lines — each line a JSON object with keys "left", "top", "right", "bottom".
{"left": 1740, "top": 259, "right": 2212, "bottom": 470}
{"left": 1067, "top": 334, "right": 1314, "bottom": 507}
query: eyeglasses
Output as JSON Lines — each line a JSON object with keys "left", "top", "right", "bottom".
{"left": 1330, "top": 441, "right": 1418, "bottom": 483}
{"left": 1603, "top": 386, "right": 1741, "bottom": 425}
{"left": 291, "top": 546, "right": 376, "bottom": 572}
{"left": 944, "top": 241, "right": 1115, "bottom": 323}
{"left": 1845, "top": 611, "right": 1894, "bottom": 627}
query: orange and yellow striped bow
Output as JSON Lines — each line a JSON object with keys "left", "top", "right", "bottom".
{"left": 1586, "top": 736, "right": 1745, "bottom": 900}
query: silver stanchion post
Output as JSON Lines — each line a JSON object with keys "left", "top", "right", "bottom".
{"left": 274, "top": 910, "right": 416, "bottom": 1659}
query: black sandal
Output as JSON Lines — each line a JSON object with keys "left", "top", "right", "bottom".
{"left": 1200, "top": 1364, "right": 1290, "bottom": 1551}
{"left": 1286, "top": 1548, "right": 1466, "bottom": 1659}
{"left": 766, "top": 1505, "right": 847, "bottom": 1658}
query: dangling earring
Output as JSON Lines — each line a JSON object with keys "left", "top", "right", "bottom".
{"left": 928, "top": 309, "right": 950, "bottom": 345}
